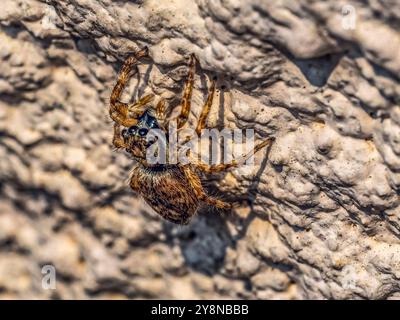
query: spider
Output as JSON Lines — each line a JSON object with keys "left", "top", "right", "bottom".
{"left": 109, "top": 47, "right": 272, "bottom": 225}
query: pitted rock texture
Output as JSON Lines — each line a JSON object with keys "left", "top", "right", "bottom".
{"left": 0, "top": 0, "right": 399, "bottom": 299}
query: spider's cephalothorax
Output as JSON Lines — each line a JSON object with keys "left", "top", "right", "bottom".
{"left": 121, "top": 110, "right": 160, "bottom": 160}
{"left": 109, "top": 47, "right": 272, "bottom": 225}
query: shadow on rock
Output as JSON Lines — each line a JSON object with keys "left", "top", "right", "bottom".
{"left": 289, "top": 53, "right": 343, "bottom": 87}
{"left": 162, "top": 208, "right": 233, "bottom": 276}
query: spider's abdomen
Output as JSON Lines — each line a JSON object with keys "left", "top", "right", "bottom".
{"left": 130, "top": 164, "right": 200, "bottom": 225}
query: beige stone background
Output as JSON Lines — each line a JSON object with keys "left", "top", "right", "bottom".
{"left": 0, "top": 0, "right": 399, "bottom": 299}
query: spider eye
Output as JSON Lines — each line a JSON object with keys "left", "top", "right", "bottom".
{"left": 138, "top": 113, "right": 146, "bottom": 122}
{"left": 138, "top": 128, "right": 149, "bottom": 137}
{"left": 121, "top": 129, "right": 128, "bottom": 136}
{"left": 147, "top": 116, "right": 159, "bottom": 129}
{"left": 128, "top": 126, "right": 138, "bottom": 134}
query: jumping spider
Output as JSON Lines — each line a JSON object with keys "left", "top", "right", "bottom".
{"left": 109, "top": 47, "right": 272, "bottom": 225}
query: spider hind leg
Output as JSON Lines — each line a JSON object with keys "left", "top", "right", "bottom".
{"left": 193, "top": 138, "right": 274, "bottom": 173}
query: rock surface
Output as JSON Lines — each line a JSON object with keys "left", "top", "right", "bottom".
{"left": 0, "top": 0, "right": 399, "bottom": 299}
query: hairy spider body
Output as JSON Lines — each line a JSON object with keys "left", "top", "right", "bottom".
{"left": 130, "top": 164, "right": 200, "bottom": 224}
{"left": 109, "top": 47, "right": 272, "bottom": 225}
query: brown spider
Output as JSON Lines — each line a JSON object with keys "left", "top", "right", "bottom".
{"left": 109, "top": 47, "right": 272, "bottom": 225}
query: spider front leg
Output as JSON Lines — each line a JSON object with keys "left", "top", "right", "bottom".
{"left": 109, "top": 47, "right": 149, "bottom": 127}
{"left": 179, "top": 79, "right": 216, "bottom": 145}
{"left": 128, "top": 94, "right": 155, "bottom": 117}
{"left": 196, "top": 79, "right": 216, "bottom": 135}
{"left": 112, "top": 123, "right": 126, "bottom": 149}
{"left": 155, "top": 98, "right": 167, "bottom": 130}
{"left": 176, "top": 53, "right": 196, "bottom": 129}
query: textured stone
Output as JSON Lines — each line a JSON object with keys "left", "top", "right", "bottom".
{"left": 0, "top": 0, "right": 399, "bottom": 299}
